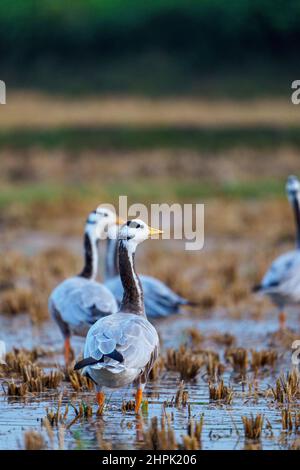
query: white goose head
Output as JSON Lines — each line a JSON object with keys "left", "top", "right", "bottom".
{"left": 286, "top": 175, "right": 300, "bottom": 203}
{"left": 118, "top": 219, "right": 163, "bottom": 315}
{"left": 85, "top": 207, "right": 122, "bottom": 240}
{"left": 118, "top": 219, "right": 163, "bottom": 252}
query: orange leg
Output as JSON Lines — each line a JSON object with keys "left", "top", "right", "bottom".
{"left": 279, "top": 311, "right": 286, "bottom": 330}
{"left": 64, "top": 337, "right": 71, "bottom": 366}
{"left": 96, "top": 391, "right": 105, "bottom": 415}
{"left": 135, "top": 388, "right": 143, "bottom": 414}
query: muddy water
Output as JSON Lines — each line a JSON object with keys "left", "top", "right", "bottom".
{"left": 0, "top": 310, "right": 299, "bottom": 450}
{"left": 0, "top": 231, "right": 299, "bottom": 450}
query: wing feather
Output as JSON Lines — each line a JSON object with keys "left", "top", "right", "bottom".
{"left": 49, "top": 277, "right": 118, "bottom": 329}
{"left": 84, "top": 312, "right": 159, "bottom": 374}
{"left": 260, "top": 251, "right": 300, "bottom": 292}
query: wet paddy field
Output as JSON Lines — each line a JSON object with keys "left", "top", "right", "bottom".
{"left": 0, "top": 311, "right": 299, "bottom": 450}
{"left": 0, "top": 223, "right": 300, "bottom": 450}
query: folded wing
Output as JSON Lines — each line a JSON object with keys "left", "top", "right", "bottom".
{"left": 50, "top": 277, "right": 118, "bottom": 328}
{"left": 84, "top": 312, "right": 159, "bottom": 374}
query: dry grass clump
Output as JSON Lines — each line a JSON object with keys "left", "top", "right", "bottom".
{"left": 196, "top": 294, "right": 217, "bottom": 309}
{"left": 0, "top": 252, "right": 27, "bottom": 286}
{"left": 205, "top": 352, "right": 225, "bottom": 381}
{"left": 166, "top": 345, "right": 203, "bottom": 380}
{"left": 290, "top": 438, "right": 300, "bottom": 450}
{"left": 5, "top": 347, "right": 52, "bottom": 372}
{"left": 4, "top": 348, "right": 63, "bottom": 395}
{"left": 186, "top": 327, "right": 204, "bottom": 346}
{"left": 65, "top": 368, "right": 94, "bottom": 391}
{"left": 5, "top": 349, "right": 32, "bottom": 373}
{"left": 122, "top": 400, "right": 136, "bottom": 413}
{"left": 242, "top": 414, "right": 264, "bottom": 440}
{"left": 251, "top": 349, "right": 278, "bottom": 372}
{"left": 16, "top": 370, "right": 62, "bottom": 394}
{"left": 43, "top": 395, "right": 69, "bottom": 427}
{"left": 209, "top": 380, "right": 233, "bottom": 404}
{"left": 175, "top": 381, "right": 189, "bottom": 407}
{"left": 184, "top": 415, "right": 204, "bottom": 450}
{"left": 5, "top": 379, "right": 28, "bottom": 397}
{"left": 281, "top": 407, "right": 300, "bottom": 432}
{"left": 269, "top": 328, "right": 300, "bottom": 349}
{"left": 39, "top": 370, "right": 63, "bottom": 390}
{"left": 24, "top": 430, "right": 45, "bottom": 450}
{"left": 67, "top": 401, "right": 93, "bottom": 426}
{"left": 0, "top": 248, "right": 78, "bottom": 323}
{"left": 19, "top": 363, "right": 63, "bottom": 392}
{"left": 243, "top": 441, "right": 262, "bottom": 450}
{"left": 271, "top": 370, "right": 300, "bottom": 403}
{"left": 0, "top": 287, "right": 33, "bottom": 314}
{"left": 0, "top": 286, "right": 48, "bottom": 323}
{"left": 225, "top": 347, "right": 248, "bottom": 375}
{"left": 182, "top": 434, "right": 200, "bottom": 450}
{"left": 210, "top": 332, "right": 236, "bottom": 347}
{"left": 142, "top": 413, "right": 204, "bottom": 450}
{"left": 148, "top": 356, "right": 165, "bottom": 381}
{"left": 36, "top": 248, "right": 78, "bottom": 279}
{"left": 142, "top": 415, "right": 177, "bottom": 450}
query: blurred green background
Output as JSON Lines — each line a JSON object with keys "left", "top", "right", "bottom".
{"left": 1, "top": 0, "right": 299, "bottom": 95}
{"left": 0, "top": 0, "right": 299, "bottom": 222}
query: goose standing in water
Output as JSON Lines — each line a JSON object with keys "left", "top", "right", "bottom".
{"left": 104, "top": 223, "right": 194, "bottom": 318}
{"left": 49, "top": 207, "right": 121, "bottom": 365}
{"left": 74, "top": 219, "right": 161, "bottom": 415}
{"left": 254, "top": 175, "right": 300, "bottom": 328}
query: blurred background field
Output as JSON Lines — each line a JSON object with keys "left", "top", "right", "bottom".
{"left": 0, "top": 0, "right": 299, "bottom": 321}
{"left": 1, "top": 0, "right": 299, "bottom": 96}
{"left": 0, "top": 0, "right": 300, "bottom": 450}
{"left": 0, "top": 0, "right": 300, "bottom": 220}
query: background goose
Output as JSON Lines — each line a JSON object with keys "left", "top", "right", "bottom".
{"left": 254, "top": 175, "right": 300, "bottom": 328}
{"left": 104, "top": 223, "right": 195, "bottom": 318}
{"left": 75, "top": 219, "right": 161, "bottom": 415}
{"left": 48, "top": 207, "right": 120, "bottom": 364}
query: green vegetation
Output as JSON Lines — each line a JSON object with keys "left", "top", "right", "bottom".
{"left": 1, "top": 126, "right": 300, "bottom": 151}
{"left": 0, "top": 179, "right": 286, "bottom": 213}
{"left": 1, "top": 0, "right": 298, "bottom": 94}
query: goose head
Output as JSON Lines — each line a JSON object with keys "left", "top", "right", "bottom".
{"left": 118, "top": 219, "right": 163, "bottom": 251}
{"left": 85, "top": 207, "right": 123, "bottom": 240}
{"left": 286, "top": 175, "right": 300, "bottom": 203}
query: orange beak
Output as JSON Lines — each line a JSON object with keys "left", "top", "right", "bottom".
{"left": 116, "top": 216, "right": 125, "bottom": 225}
{"left": 148, "top": 226, "right": 164, "bottom": 236}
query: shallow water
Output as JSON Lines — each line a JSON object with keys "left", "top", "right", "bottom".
{"left": 0, "top": 230, "right": 299, "bottom": 450}
{"left": 0, "top": 309, "right": 299, "bottom": 450}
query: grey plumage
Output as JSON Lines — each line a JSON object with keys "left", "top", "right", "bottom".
{"left": 49, "top": 207, "right": 119, "bottom": 347}
{"left": 105, "top": 274, "right": 190, "bottom": 318}
{"left": 49, "top": 276, "right": 118, "bottom": 338}
{"left": 76, "top": 219, "right": 160, "bottom": 393}
{"left": 254, "top": 175, "right": 300, "bottom": 311}
{"left": 81, "top": 312, "right": 159, "bottom": 388}
{"left": 104, "top": 228, "right": 192, "bottom": 318}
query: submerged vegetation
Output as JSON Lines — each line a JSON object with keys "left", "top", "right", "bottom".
{"left": 242, "top": 414, "right": 264, "bottom": 441}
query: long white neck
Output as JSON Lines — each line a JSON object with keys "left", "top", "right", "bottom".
{"left": 119, "top": 240, "right": 145, "bottom": 316}
{"left": 78, "top": 230, "right": 98, "bottom": 280}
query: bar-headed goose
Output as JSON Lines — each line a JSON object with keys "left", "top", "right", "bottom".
{"left": 74, "top": 219, "right": 161, "bottom": 415}
{"left": 104, "top": 224, "right": 194, "bottom": 318}
{"left": 48, "top": 207, "right": 121, "bottom": 365}
{"left": 254, "top": 175, "right": 300, "bottom": 328}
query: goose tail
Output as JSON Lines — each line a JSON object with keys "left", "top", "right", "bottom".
{"left": 74, "top": 350, "right": 124, "bottom": 371}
